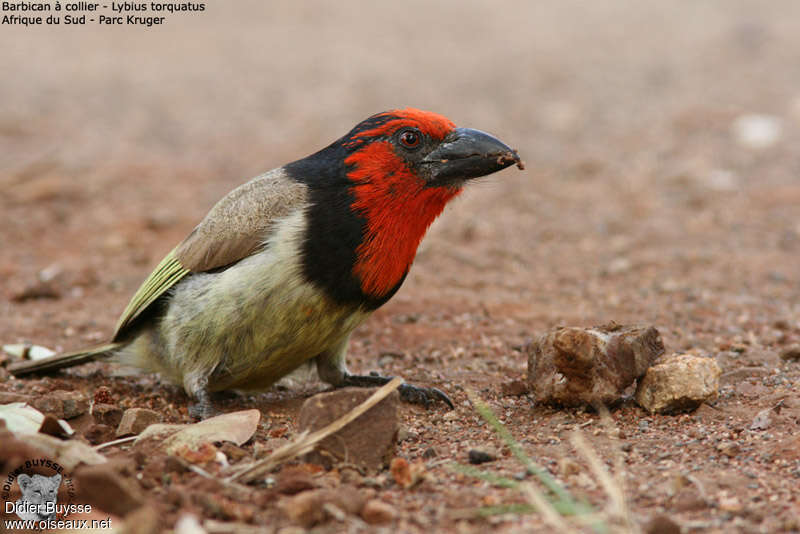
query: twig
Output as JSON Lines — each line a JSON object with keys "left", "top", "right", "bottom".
{"left": 93, "top": 435, "right": 137, "bottom": 451}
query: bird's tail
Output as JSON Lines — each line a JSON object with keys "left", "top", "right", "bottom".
{"left": 7, "top": 342, "right": 124, "bottom": 377}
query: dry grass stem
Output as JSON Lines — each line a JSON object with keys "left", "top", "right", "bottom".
{"left": 520, "top": 482, "right": 578, "bottom": 533}
{"left": 570, "top": 431, "right": 635, "bottom": 533}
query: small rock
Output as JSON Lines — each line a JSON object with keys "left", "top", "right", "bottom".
{"left": 2, "top": 344, "right": 56, "bottom": 361}
{"left": 281, "top": 487, "right": 366, "bottom": 528}
{"left": 31, "top": 390, "right": 89, "bottom": 420}
{"left": 38, "top": 415, "right": 74, "bottom": 438}
{"left": 500, "top": 378, "right": 528, "bottom": 396}
{"left": 361, "top": 499, "right": 396, "bottom": 525}
{"left": 422, "top": 446, "right": 439, "bottom": 459}
{"left": 219, "top": 442, "right": 249, "bottom": 462}
{"left": 671, "top": 487, "right": 707, "bottom": 512}
{"left": 93, "top": 386, "right": 113, "bottom": 405}
{"left": 468, "top": 448, "right": 496, "bottom": 465}
{"left": 116, "top": 408, "right": 162, "bottom": 437}
{"left": 0, "top": 391, "right": 31, "bottom": 404}
{"left": 644, "top": 514, "right": 681, "bottom": 534}
{"left": 92, "top": 403, "right": 123, "bottom": 428}
{"left": 74, "top": 463, "right": 144, "bottom": 517}
{"left": 297, "top": 387, "right": 399, "bottom": 472}
{"left": 732, "top": 113, "right": 782, "bottom": 149}
{"left": 559, "top": 458, "right": 582, "bottom": 477}
{"left": 527, "top": 323, "right": 664, "bottom": 406}
{"left": 389, "top": 457, "right": 426, "bottom": 489}
{"left": 779, "top": 345, "right": 800, "bottom": 362}
{"left": 750, "top": 408, "right": 773, "bottom": 430}
{"left": 275, "top": 466, "right": 317, "bottom": 495}
{"left": 718, "top": 494, "right": 743, "bottom": 512}
{"left": 717, "top": 441, "right": 741, "bottom": 458}
{"left": 10, "top": 279, "right": 62, "bottom": 302}
{"left": 390, "top": 457, "right": 411, "bottom": 488}
{"left": 174, "top": 514, "right": 205, "bottom": 534}
{"left": 174, "top": 442, "right": 218, "bottom": 464}
{"left": 339, "top": 466, "right": 364, "bottom": 485}
{"left": 736, "top": 381, "right": 770, "bottom": 397}
{"left": 635, "top": 354, "right": 721, "bottom": 414}
{"left": 84, "top": 423, "right": 116, "bottom": 445}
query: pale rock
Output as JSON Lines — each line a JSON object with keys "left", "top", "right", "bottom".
{"left": 635, "top": 354, "right": 721, "bottom": 414}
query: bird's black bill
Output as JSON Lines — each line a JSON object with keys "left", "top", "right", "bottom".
{"left": 422, "top": 127, "right": 523, "bottom": 184}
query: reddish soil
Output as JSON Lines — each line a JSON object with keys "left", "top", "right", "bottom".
{"left": 1, "top": 2, "right": 799, "bottom": 532}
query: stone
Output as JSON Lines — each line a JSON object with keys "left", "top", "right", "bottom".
{"left": 93, "top": 386, "right": 113, "bottom": 405}
{"left": 670, "top": 487, "right": 708, "bottom": 512}
{"left": 779, "top": 345, "right": 800, "bottom": 361}
{"left": 92, "top": 403, "right": 123, "bottom": 428}
{"left": 297, "top": 387, "right": 399, "bottom": 471}
{"left": 644, "top": 514, "right": 681, "bottom": 534}
{"left": 467, "top": 448, "right": 496, "bottom": 464}
{"left": 31, "top": 390, "right": 89, "bottom": 420}
{"left": 280, "top": 487, "right": 366, "bottom": 528}
{"left": 361, "top": 499, "right": 396, "bottom": 525}
{"left": 116, "top": 408, "right": 162, "bottom": 437}
{"left": 389, "top": 457, "right": 426, "bottom": 489}
{"left": 74, "top": 463, "right": 144, "bottom": 517}
{"left": 750, "top": 408, "right": 773, "bottom": 430}
{"left": 635, "top": 354, "right": 721, "bottom": 414}
{"left": 84, "top": 424, "right": 116, "bottom": 445}
{"left": 500, "top": 378, "right": 528, "bottom": 396}
{"left": 275, "top": 466, "right": 317, "bottom": 495}
{"left": 526, "top": 323, "right": 664, "bottom": 406}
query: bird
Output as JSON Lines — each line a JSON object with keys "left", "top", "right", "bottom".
{"left": 10, "top": 108, "right": 523, "bottom": 418}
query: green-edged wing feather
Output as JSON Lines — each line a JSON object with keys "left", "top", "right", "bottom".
{"left": 113, "top": 247, "right": 190, "bottom": 339}
{"left": 112, "top": 169, "right": 308, "bottom": 341}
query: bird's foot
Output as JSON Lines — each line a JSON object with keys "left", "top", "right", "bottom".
{"left": 338, "top": 372, "right": 454, "bottom": 409}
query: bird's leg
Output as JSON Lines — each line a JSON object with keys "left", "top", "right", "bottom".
{"left": 185, "top": 372, "right": 219, "bottom": 420}
{"left": 315, "top": 340, "right": 454, "bottom": 409}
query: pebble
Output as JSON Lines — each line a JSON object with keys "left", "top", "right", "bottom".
{"left": 635, "top": 354, "right": 721, "bottom": 414}
{"left": 31, "top": 390, "right": 89, "bottom": 419}
{"left": 361, "top": 499, "right": 396, "bottom": 525}
{"left": 281, "top": 487, "right": 366, "bottom": 528}
{"left": 297, "top": 387, "right": 399, "bottom": 472}
{"left": 84, "top": 423, "right": 115, "bottom": 445}
{"left": 527, "top": 323, "right": 664, "bottom": 406}
{"left": 116, "top": 408, "right": 162, "bottom": 437}
{"left": 644, "top": 514, "right": 681, "bottom": 534}
{"left": 92, "top": 403, "right": 124, "bottom": 428}
{"left": 732, "top": 113, "right": 782, "bottom": 149}
{"left": 467, "top": 448, "right": 496, "bottom": 465}
{"left": 779, "top": 345, "right": 800, "bottom": 362}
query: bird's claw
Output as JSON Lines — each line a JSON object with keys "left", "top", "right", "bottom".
{"left": 336, "top": 372, "right": 454, "bottom": 410}
{"left": 398, "top": 383, "right": 454, "bottom": 410}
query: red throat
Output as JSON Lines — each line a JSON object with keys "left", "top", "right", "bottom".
{"left": 346, "top": 142, "right": 461, "bottom": 298}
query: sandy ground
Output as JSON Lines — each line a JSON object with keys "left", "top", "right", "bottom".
{"left": 2, "top": 1, "right": 800, "bottom": 532}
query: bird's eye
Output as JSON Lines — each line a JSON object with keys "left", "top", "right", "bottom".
{"left": 399, "top": 129, "right": 421, "bottom": 149}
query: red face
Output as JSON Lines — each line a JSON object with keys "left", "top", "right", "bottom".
{"left": 343, "top": 108, "right": 520, "bottom": 298}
